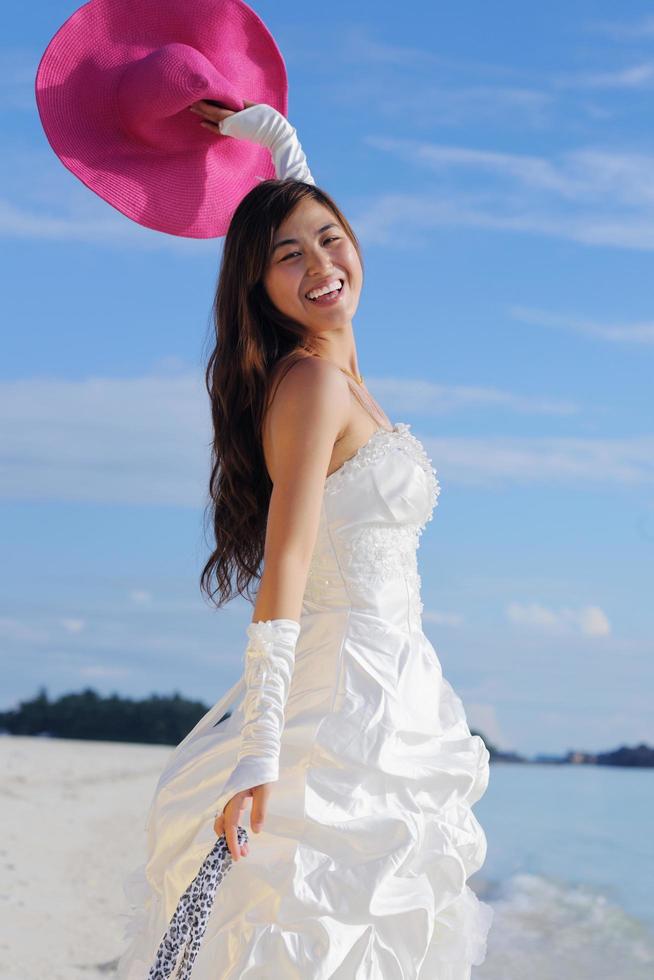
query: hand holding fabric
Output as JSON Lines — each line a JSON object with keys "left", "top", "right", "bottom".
{"left": 190, "top": 100, "right": 315, "bottom": 183}
{"left": 212, "top": 617, "right": 302, "bottom": 852}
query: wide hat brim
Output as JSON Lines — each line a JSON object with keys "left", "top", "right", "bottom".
{"left": 35, "top": 0, "right": 288, "bottom": 239}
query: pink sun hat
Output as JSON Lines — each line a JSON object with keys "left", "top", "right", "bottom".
{"left": 34, "top": 0, "right": 288, "bottom": 238}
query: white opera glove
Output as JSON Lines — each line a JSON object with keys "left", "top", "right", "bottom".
{"left": 214, "top": 617, "right": 302, "bottom": 820}
{"left": 218, "top": 103, "right": 315, "bottom": 184}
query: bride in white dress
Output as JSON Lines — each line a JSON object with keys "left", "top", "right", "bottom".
{"left": 117, "top": 102, "right": 493, "bottom": 980}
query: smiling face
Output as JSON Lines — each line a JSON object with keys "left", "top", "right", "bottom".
{"left": 262, "top": 196, "right": 363, "bottom": 334}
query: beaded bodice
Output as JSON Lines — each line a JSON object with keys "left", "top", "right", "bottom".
{"left": 302, "top": 423, "right": 440, "bottom": 632}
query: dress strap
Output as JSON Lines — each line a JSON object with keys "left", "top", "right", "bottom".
{"left": 268, "top": 350, "right": 391, "bottom": 432}
{"left": 342, "top": 374, "right": 393, "bottom": 432}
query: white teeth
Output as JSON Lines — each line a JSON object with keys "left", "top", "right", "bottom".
{"left": 306, "top": 280, "right": 343, "bottom": 300}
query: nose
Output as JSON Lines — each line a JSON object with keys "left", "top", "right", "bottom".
{"left": 307, "top": 259, "right": 336, "bottom": 279}
{"left": 305, "top": 244, "right": 336, "bottom": 277}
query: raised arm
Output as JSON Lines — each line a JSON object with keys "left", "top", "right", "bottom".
{"left": 189, "top": 99, "right": 315, "bottom": 184}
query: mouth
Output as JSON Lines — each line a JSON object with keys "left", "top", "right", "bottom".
{"left": 305, "top": 279, "right": 345, "bottom": 306}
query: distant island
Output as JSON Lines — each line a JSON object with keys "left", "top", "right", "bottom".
{"left": 479, "top": 736, "right": 654, "bottom": 769}
{"left": 2, "top": 687, "right": 652, "bottom": 769}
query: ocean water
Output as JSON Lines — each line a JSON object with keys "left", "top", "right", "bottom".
{"left": 471, "top": 761, "right": 654, "bottom": 979}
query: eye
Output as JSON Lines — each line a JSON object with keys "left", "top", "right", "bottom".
{"left": 280, "top": 236, "right": 341, "bottom": 262}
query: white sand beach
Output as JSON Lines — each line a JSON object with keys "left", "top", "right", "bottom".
{"left": 0, "top": 735, "right": 173, "bottom": 980}
{"left": 5, "top": 734, "right": 654, "bottom": 980}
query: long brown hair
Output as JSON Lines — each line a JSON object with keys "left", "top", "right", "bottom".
{"left": 200, "top": 178, "right": 363, "bottom": 608}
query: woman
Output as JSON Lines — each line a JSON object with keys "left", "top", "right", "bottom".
{"left": 118, "top": 101, "right": 493, "bottom": 979}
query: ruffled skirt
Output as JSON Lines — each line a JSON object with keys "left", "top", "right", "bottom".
{"left": 116, "top": 609, "right": 493, "bottom": 979}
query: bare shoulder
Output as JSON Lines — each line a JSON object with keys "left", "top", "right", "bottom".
{"left": 266, "top": 353, "right": 350, "bottom": 431}
{"left": 263, "top": 353, "right": 351, "bottom": 483}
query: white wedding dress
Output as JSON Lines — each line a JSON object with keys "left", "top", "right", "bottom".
{"left": 117, "top": 417, "right": 494, "bottom": 980}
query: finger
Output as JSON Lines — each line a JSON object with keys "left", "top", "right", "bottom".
{"left": 225, "top": 815, "right": 240, "bottom": 861}
{"left": 225, "top": 812, "right": 249, "bottom": 858}
{"left": 239, "top": 796, "right": 252, "bottom": 856}
{"left": 190, "top": 100, "right": 235, "bottom": 121}
{"left": 225, "top": 790, "right": 252, "bottom": 860}
{"left": 250, "top": 789, "right": 268, "bottom": 834}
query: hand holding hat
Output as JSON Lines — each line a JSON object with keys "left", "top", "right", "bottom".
{"left": 189, "top": 99, "right": 315, "bottom": 185}
{"left": 35, "top": 0, "right": 302, "bottom": 238}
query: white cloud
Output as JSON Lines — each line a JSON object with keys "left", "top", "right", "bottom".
{"left": 353, "top": 188, "right": 654, "bottom": 252}
{"left": 364, "top": 138, "right": 578, "bottom": 195}
{"left": 130, "top": 590, "right": 154, "bottom": 606}
{"left": 59, "top": 618, "right": 85, "bottom": 634}
{"left": 577, "top": 606, "right": 612, "bottom": 637}
{"left": 0, "top": 616, "right": 50, "bottom": 644}
{"left": 553, "top": 63, "right": 654, "bottom": 90}
{"left": 78, "top": 664, "right": 132, "bottom": 679}
{"left": 375, "top": 378, "right": 578, "bottom": 416}
{"left": 323, "top": 25, "right": 555, "bottom": 129}
{"left": 353, "top": 80, "right": 551, "bottom": 128}
{"left": 423, "top": 609, "right": 465, "bottom": 626}
{"left": 424, "top": 434, "right": 654, "bottom": 488}
{"left": 0, "top": 369, "right": 211, "bottom": 507}
{"left": 587, "top": 16, "right": 654, "bottom": 41}
{"left": 506, "top": 601, "right": 611, "bottom": 637}
{"left": 315, "top": 23, "right": 654, "bottom": 132}
{"left": 355, "top": 142, "right": 654, "bottom": 250}
{"left": 340, "top": 26, "right": 442, "bottom": 70}
{"left": 0, "top": 194, "right": 215, "bottom": 253}
{"left": 366, "top": 141, "right": 654, "bottom": 209}
{"left": 508, "top": 305, "right": 654, "bottom": 345}
{"left": 0, "top": 369, "right": 651, "bottom": 506}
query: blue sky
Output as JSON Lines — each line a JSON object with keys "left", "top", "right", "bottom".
{"left": 1, "top": 1, "right": 653, "bottom": 756}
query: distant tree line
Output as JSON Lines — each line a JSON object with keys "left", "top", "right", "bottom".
{"left": 2, "top": 688, "right": 650, "bottom": 767}
{"left": 0, "top": 687, "right": 213, "bottom": 745}
{"left": 2, "top": 687, "right": 496, "bottom": 751}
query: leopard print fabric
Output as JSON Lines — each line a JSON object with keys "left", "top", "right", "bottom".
{"left": 148, "top": 826, "right": 249, "bottom": 979}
